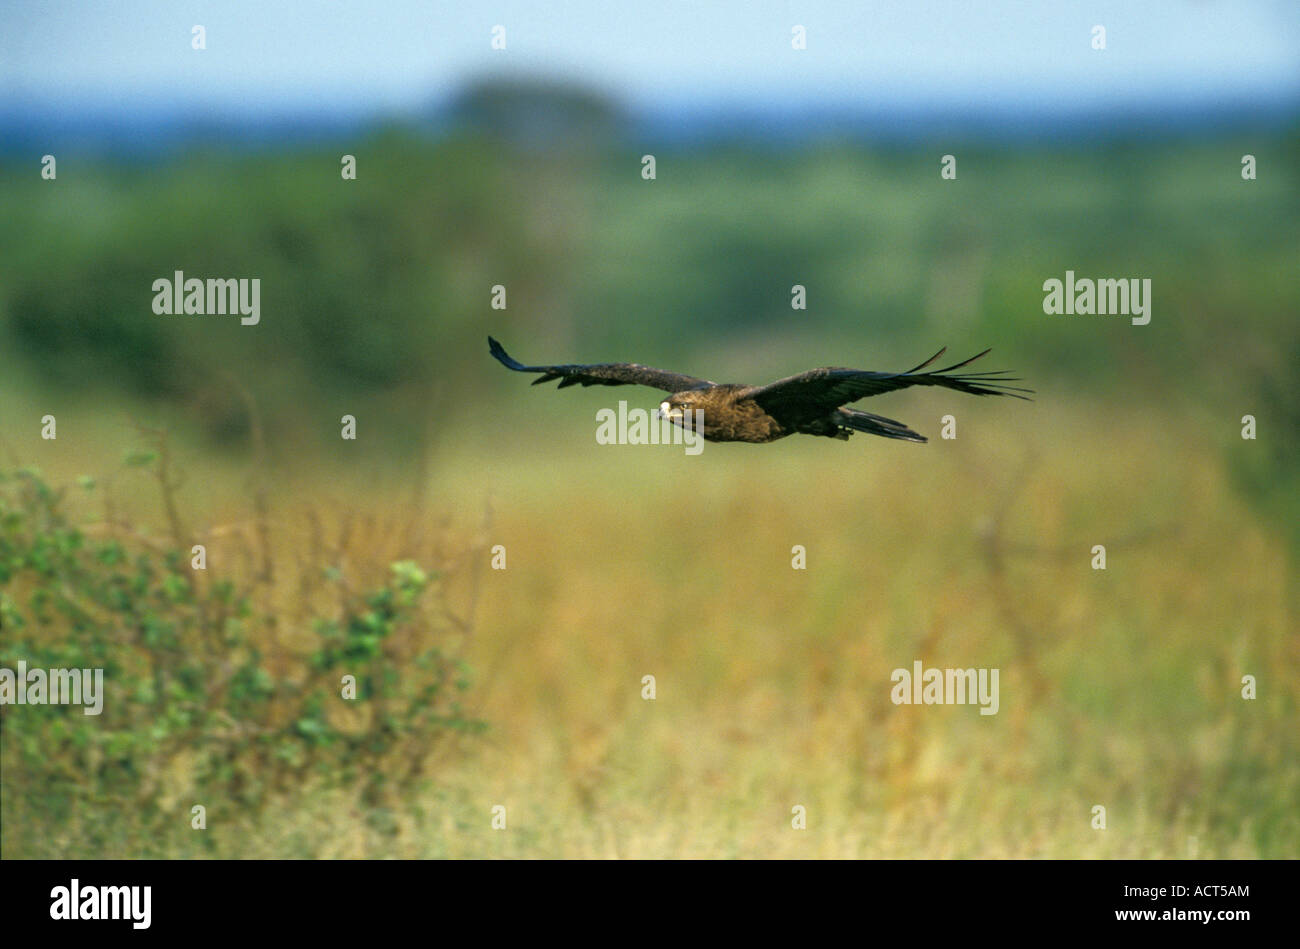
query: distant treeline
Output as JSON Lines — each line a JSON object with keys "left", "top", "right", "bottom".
{"left": 1, "top": 128, "right": 1296, "bottom": 544}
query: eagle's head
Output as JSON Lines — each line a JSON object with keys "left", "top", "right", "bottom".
{"left": 655, "top": 392, "right": 707, "bottom": 436}
{"left": 657, "top": 391, "right": 702, "bottom": 427}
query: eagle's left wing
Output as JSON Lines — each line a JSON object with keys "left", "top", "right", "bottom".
{"left": 489, "top": 337, "right": 713, "bottom": 393}
{"left": 745, "top": 347, "right": 1032, "bottom": 421}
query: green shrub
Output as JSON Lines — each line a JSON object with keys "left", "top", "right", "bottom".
{"left": 0, "top": 464, "right": 484, "bottom": 856}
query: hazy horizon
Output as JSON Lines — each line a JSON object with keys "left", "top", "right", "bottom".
{"left": 4, "top": 1, "right": 1297, "bottom": 132}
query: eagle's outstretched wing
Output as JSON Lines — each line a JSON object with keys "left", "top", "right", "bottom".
{"left": 745, "top": 347, "right": 1032, "bottom": 421}
{"left": 489, "top": 337, "right": 713, "bottom": 393}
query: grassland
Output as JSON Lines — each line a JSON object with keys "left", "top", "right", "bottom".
{"left": 4, "top": 391, "right": 1294, "bottom": 859}
{"left": 1, "top": 127, "right": 1296, "bottom": 858}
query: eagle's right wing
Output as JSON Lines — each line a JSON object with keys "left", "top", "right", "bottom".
{"left": 489, "top": 337, "right": 713, "bottom": 393}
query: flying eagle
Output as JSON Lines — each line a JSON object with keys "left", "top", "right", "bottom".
{"left": 488, "top": 336, "right": 1030, "bottom": 444}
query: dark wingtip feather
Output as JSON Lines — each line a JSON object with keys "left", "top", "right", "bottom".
{"left": 935, "top": 348, "right": 993, "bottom": 373}
{"left": 905, "top": 347, "right": 947, "bottom": 374}
{"left": 926, "top": 348, "right": 1034, "bottom": 399}
{"left": 489, "top": 337, "right": 535, "bottom": 373}
{"left": 963, "top": 380, "right": 1034, "bottom": 399}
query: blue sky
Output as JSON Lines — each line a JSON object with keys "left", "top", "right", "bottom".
{"left": 3, "top": 0, "right": 1298, "bottom": 117}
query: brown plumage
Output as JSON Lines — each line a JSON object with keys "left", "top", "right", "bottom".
{"left": 488, "top": 336, "right": 1031, "bottom": 444}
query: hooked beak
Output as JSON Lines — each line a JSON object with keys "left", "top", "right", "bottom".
{"left": 657, "top": 400, "right": 682, "bottom": 422}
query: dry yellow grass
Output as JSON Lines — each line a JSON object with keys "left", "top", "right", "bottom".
{"left": 14, "top": 398, "right": 1296, "bottom": 858}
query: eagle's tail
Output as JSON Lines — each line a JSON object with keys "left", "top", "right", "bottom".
{"left": 836, "top": 408, "right": 927, "bottom": 443}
